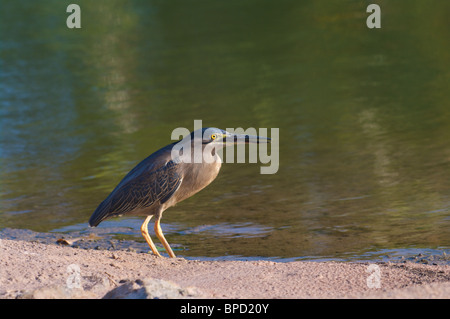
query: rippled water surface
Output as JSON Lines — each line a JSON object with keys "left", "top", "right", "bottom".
{"left": 1, "top": 0, "right": 449, "bottom": 261}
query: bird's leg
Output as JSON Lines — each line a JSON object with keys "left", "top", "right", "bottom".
{"left": 154, "top": 218, "right": 176, "bottom": 258}
{"left": 140, "top": 215, "right": 161, "bottom": 257}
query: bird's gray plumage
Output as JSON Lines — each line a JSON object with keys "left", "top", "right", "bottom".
{"left": 89, "top": 158, "right": 182, "bottom": 227}
{"left": 88, "top": 127, "right": 270, "bottom": 257}
{"left": 89, "top": 129, "right": 222, "bottom": 227}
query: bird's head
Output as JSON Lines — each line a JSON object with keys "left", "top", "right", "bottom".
{"left": 172, "top": 127, "right": 271, "bottom": 164}
{"left": 189, "top": 127, "right": 271, "bottom": 147}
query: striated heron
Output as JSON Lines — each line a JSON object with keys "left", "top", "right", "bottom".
{"left": 89, "top": 127, "right": 270, "bottom": 257}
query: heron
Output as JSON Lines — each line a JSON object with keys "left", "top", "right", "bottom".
{"left": 89, "top": 127, "right": 270, "bottom": 258}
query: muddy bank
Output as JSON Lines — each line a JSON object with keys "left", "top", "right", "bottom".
{"left": 0, "top": 234, "right": 449, "bottom": 299}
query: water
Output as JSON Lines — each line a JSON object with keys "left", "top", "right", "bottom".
{"left": 1, "top": 0, "right": 449, "bottom": 262}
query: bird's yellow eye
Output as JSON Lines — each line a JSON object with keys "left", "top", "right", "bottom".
{"left": 211, "top": 134, "right": 217, "bottom": 140}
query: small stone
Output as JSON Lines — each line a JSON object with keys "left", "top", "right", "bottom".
{"left": 102, "top": 278, "right": 205, "bottom": 299}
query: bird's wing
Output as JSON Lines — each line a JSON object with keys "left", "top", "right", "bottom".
{"left": 89, "top": 160, "right": 182, "bottom": 226}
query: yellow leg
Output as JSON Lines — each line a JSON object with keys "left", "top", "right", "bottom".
{"left": 154, "top": 218, "right": 176, "bottom": 258}
{"left": 140, "top": 215, "right": 161, "bottom": 257}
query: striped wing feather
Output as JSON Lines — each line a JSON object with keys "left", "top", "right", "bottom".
{"left": 89, "top": 161, "right": 181, "bottom": 226}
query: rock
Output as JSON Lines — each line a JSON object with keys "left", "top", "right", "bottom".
{"left": 103, "top": 278, "right": 205, "bottom": 299}
{"left": 14, "top": 274, "right": 112, "bottom": 299}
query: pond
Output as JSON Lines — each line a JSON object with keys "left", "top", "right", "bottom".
{"left": 1, "top": 0, "right": 449, "bottom": 262}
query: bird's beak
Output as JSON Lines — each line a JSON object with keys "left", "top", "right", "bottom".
{"left": 223, "top": 133, "right": 271, "bottom": 144}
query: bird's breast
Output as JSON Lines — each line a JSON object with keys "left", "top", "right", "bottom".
{"left": 171, "top": 160, "right": 222, "bottom": 205}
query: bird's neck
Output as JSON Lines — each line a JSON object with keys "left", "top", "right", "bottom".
{"left": 171, "top": 141, "right": 222, "bottom": 164}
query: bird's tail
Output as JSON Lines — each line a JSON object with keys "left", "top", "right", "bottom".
{"left": 88, "top": 199, "right": 111, "bottom": 227}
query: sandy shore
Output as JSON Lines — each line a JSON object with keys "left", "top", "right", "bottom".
{"left": 0, "top": 238, "right": 449, "bottom": 299}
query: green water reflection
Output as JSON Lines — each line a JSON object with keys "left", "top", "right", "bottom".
{"left": 0, "top": 0, "right": 449, "bottom": 260}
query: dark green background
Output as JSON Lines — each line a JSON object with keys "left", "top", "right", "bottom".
{"left": 0, "top": 0, "right": 449, "bottom": 260}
